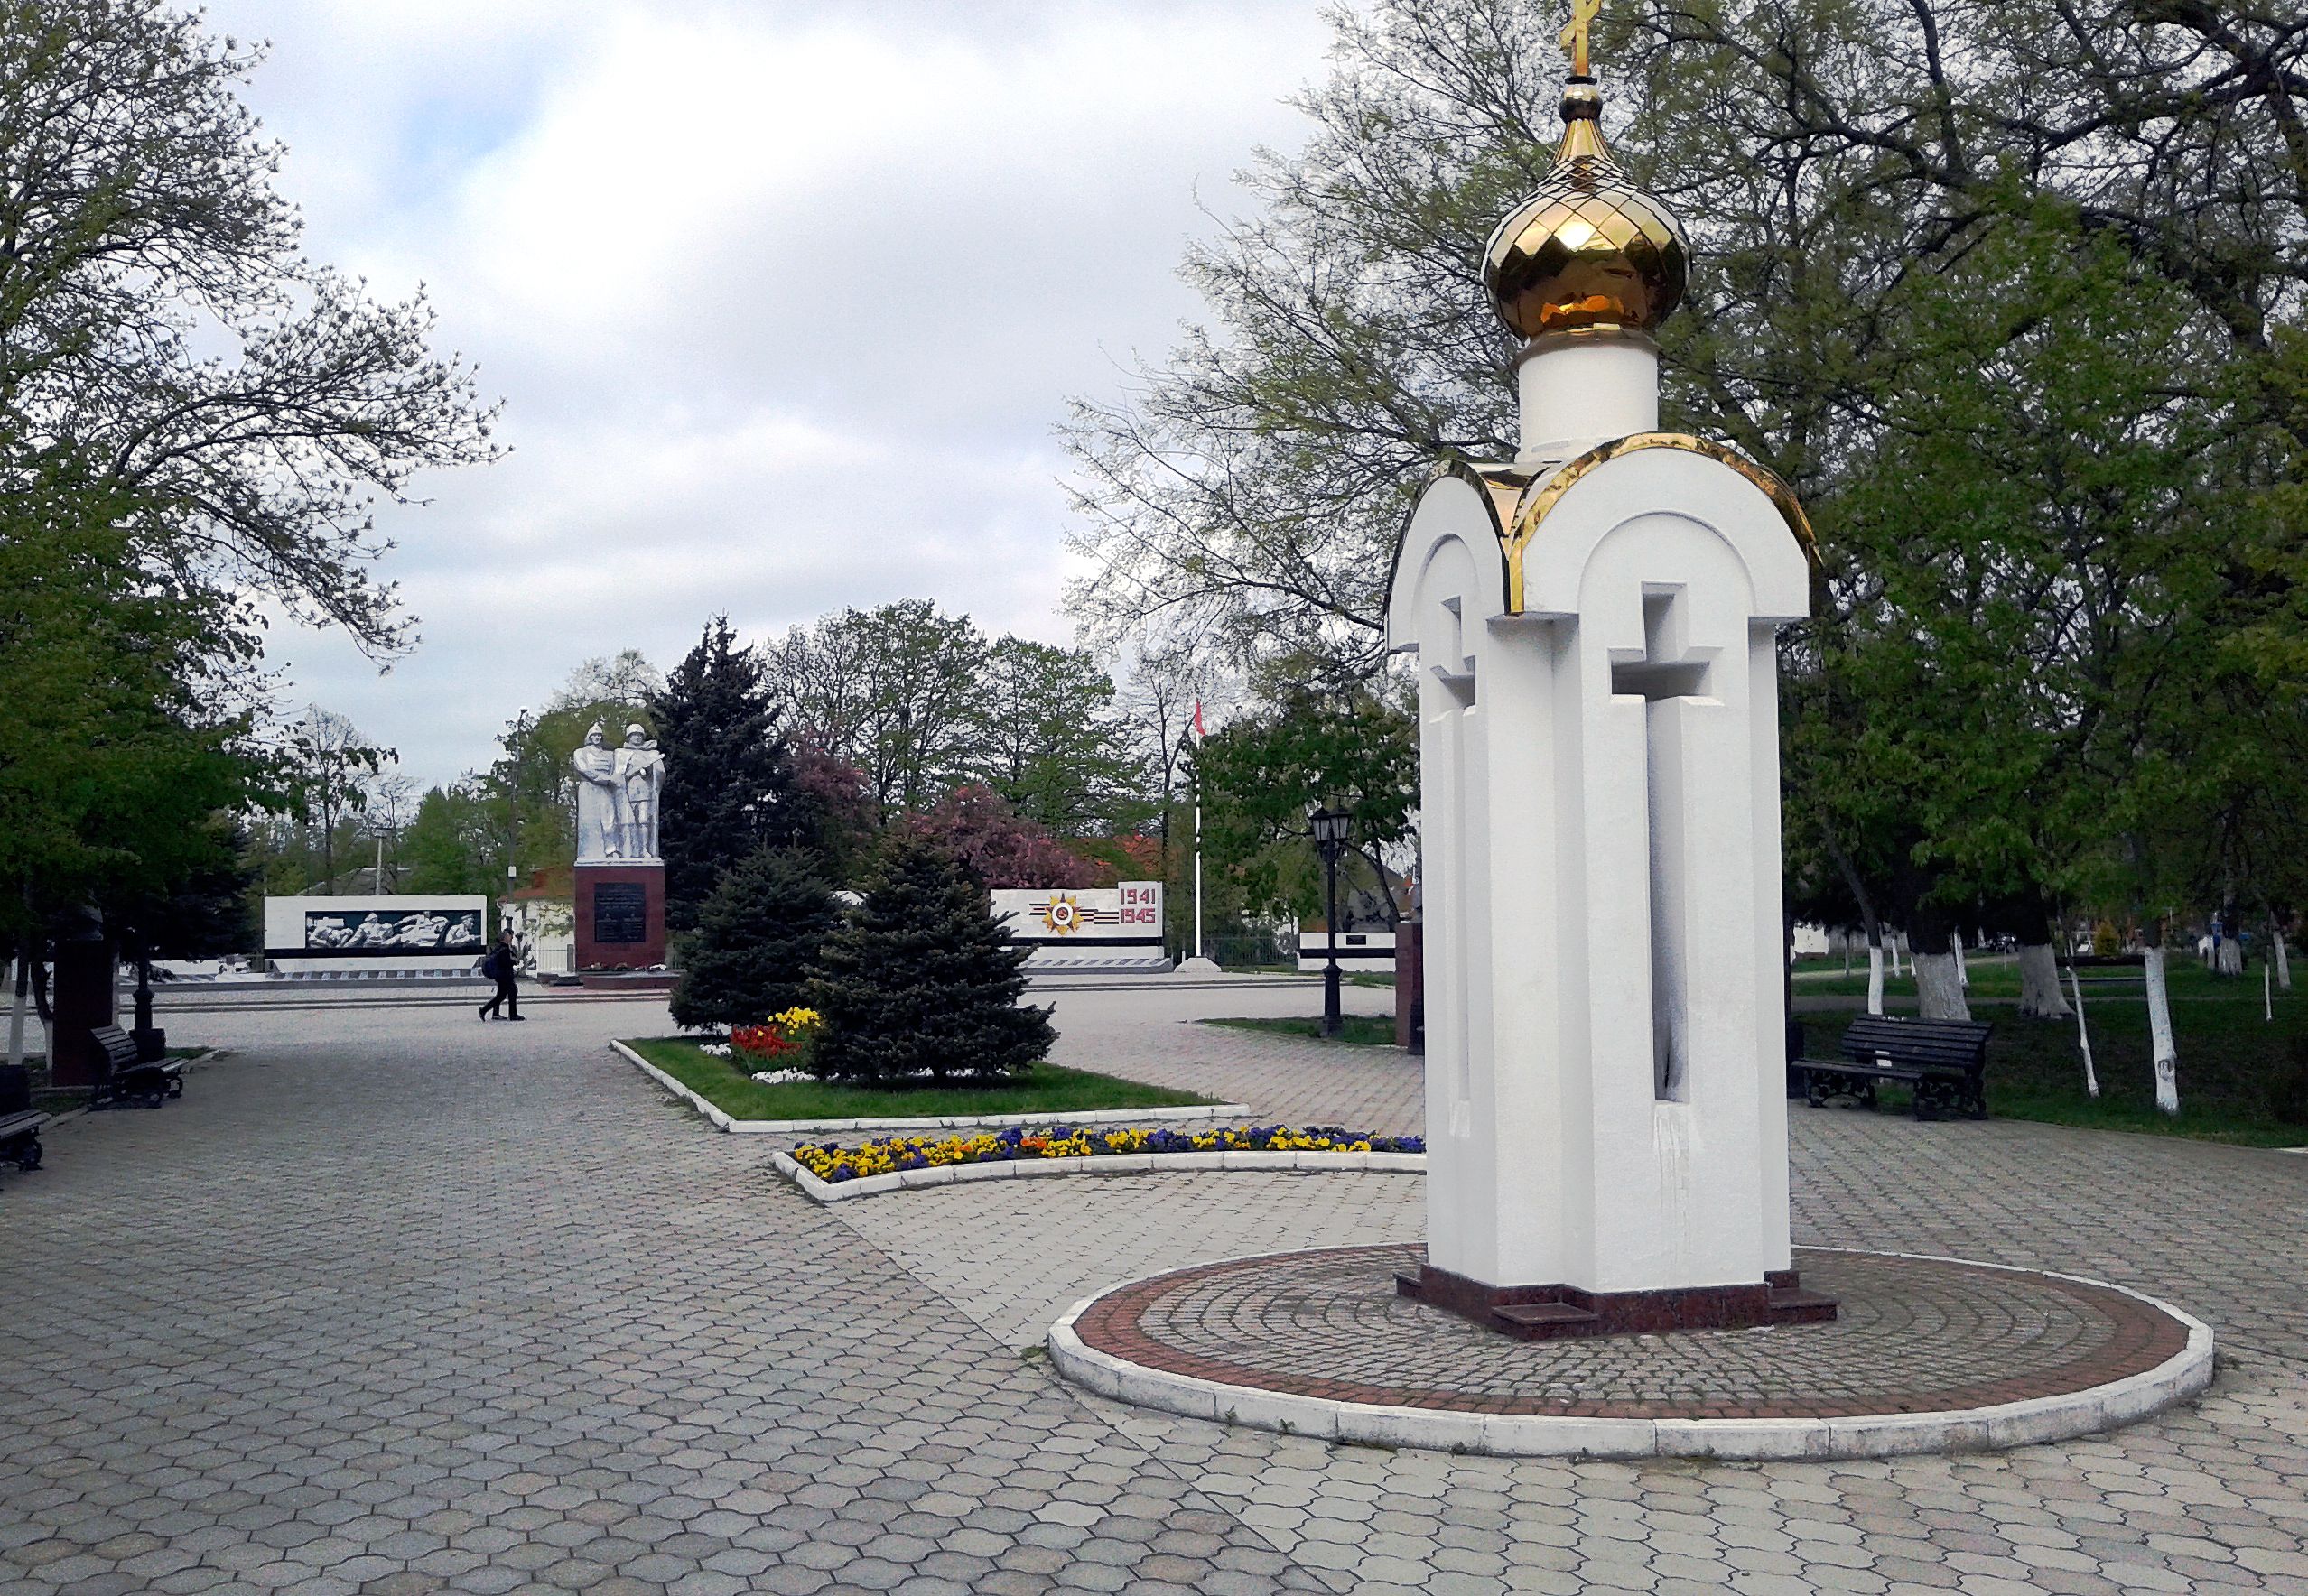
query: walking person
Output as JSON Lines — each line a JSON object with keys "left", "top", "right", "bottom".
{"left": 478, "top": 930, "right": 525, "bottom": 1022}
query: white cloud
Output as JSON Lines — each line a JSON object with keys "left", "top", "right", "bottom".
{"left": 195, "top": 0, "right": 1334, "bottom": 789}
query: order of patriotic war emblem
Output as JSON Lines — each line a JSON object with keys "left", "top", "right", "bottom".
{"left": 303, "top": 909, "right": 483, "bottom": 951}
{"left": 1033, "top": 894, "right": 1124, "bottom": 935}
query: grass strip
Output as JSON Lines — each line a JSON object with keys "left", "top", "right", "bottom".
{"left": 1203, "top": 1015, "right": 1401, "bottom": 1047}
{"left": 625, "top": 1036, "right": 1216, "bottom": 1122}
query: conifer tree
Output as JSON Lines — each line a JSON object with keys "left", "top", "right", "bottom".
{"left": 802, "top": 838, "right": 1054, "bottom": 1085}
{"left": 651, "top": 617, "right": 806, "bottom": 929}
{"left": 669, "top": 847, "right": 841, "bottom": 1032}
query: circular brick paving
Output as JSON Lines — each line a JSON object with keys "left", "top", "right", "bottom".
{"left": 1052, "top": 1245, "right": 2214, "bottom": 1457}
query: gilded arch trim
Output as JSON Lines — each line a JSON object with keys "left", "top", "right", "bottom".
{"left": 1501, "top": 433, "right": 1819, "bottom": 614}
{"left": 1387, "top": 459, "right": 1534, "bottom": 625}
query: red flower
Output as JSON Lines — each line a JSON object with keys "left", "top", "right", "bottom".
{"left": 731, "top": 1024, "right": 797, "bottom": 1064}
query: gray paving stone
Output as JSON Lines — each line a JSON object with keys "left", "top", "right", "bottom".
{"left": 4, "top": 986, "right": 2305, "bottom": 1595}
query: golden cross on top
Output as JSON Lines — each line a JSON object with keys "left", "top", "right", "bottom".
{"left": 1560, "top": 0, "right": 1603, "bottom": 76}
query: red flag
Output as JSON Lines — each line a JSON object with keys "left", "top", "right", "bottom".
{"left": 1192, "top": 701, "right": 1205, "bottom": 739}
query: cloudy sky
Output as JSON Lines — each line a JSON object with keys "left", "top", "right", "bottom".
{"left": 200, "top": 0, "right": 1338, "bottom": 791}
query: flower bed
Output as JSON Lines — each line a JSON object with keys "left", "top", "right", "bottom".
{"left": 789, "top": 1123, "right": 1426, "bottom": 1183}
{"left": 698, "top": 1009, "right": 823, "bottom": 1081}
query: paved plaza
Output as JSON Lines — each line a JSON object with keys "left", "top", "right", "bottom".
{"left": 2, "top": 984, "right": 2304, "bottom": 1595}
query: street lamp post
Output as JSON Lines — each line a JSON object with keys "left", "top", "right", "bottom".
{"left": 1311, "top": 803, "right": 1353, "bottom": 1038}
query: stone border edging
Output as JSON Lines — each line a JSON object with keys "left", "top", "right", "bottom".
{"left": 767, "top": 1145, "right": 1424, "bottom": 1204}
{"left": 1045, "top": 1246, "right": 2215, "bottom": 1461}
{"left": 610, "top": 1040, "right": 1253, "bottom": 1137}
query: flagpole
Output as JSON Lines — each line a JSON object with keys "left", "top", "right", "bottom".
{"left": 1190, "top": 700, "right": 1206, "bottom": 963}
{"left": 1194, "top": 795, "right": 1204, "bottom": 962}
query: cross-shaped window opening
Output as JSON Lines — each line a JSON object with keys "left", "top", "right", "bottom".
{"left": 1610, "top": 588, "right": 1716, "bottom": 1103}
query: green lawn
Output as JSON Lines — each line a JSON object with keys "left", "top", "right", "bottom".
{"left": 624, "top": 1037, "right": 1219, "bottom": 1122}
{"left": 1796, "top": 960, "right": 2308, "bottom": 1146}
{"left": 1203, "top": 1014, "right": 1401, "bottom": 1047}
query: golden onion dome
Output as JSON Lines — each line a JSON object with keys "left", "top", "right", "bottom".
{"left": 1482, "top": 78, "right": 1688, "bottom": 344}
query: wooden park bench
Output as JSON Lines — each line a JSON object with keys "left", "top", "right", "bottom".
{"left": 0, "top": 1063, "right": 50, "bottom": 1171}
{"left": 87, "top": 1024, "right": 184, "bottom": 1109}
{"left": 1798, "top": 1014, "right": 1992, "bottom": 1121}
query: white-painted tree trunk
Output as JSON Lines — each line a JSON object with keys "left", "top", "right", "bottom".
{"left": 2016, "top": 943, "right": 2073, "bottom": 1018}
{"left": 2275, "top": 927, "right": 2293, "bottom": 991}
{"left": 1890, "top": 937, "right": 1903, "bottom": 979}
{"left": 2266, "top": 961, "right": 2274, "bottom": 1021}
{"left": 1953, "top": 931, "right": 1969, "bottom": 989}
{"left": 5, "top": 959, "right": 25, "bottom": 1071}
{"left": 2144, "top": 945, "right": 2179, "bottom": 1114}
{"left": 2068, "top": 965, "right": 2099, "bottom": 1098}
{"left": 2218, "top": 937, "right": 2244, "bottom": 978}
{"left": 1866, "top": 941, "right": 1886, "bottom": 1015}
{"left": 1913, "top": 951, "right": 1971, "bottom": 1020}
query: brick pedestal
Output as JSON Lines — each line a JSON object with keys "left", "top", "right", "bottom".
{"left": 574, "top": 864, "right": 666, "bottom": 970}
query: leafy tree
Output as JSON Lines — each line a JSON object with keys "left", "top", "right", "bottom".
{"left": 116, "top": 818, "right": 258, "bottom": 962}
{"left": 779, "top": 739, "right": 876, "bottom": 881}
{"left": 903, "top": 786, "right": 1097, "bottom": 890}
{"left": 651, "top": 618, "right": 804, "bottom": 929}
{"left": 669, "top": 847, "right": 841, "bottom": 1032}
{"left": 278, "top": 708, "right": 386, "bottom": 893}
{"left": 801, "top": 838, "right": 1055, "bottom": 1085}
{"left": 0, "top": 0, "right": 498, "bottom": 653}
{"left": 401, "top": 784, "right": 501, "bottom": 896}
{"left": 0, "top": 457, "right": 255, "bottom": 964}
{"left": 766, "top": 600, "right": 989, "bottom": 820}
{"left": 549, "top": 651, "right": 664, "bottom": 711}
{"left": 1196, "top": 678, "right": 1419, "bottom": 925}
{"left": 969, "top": 638, "right": 1144, "bottom": 838}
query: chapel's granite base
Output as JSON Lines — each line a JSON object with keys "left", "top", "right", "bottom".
{"left": 1050, "top": 1245, "right": 2213, "bottom": 1460}
{"left": 1394, "top": 1260, "right": 1837, "bottom": 1339}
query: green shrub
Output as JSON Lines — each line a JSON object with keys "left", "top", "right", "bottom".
{"left": 669, "top": 847, "right": 841, "bottom": 1031}
{"left": 801, "top": 837, "right": 1054, "bottom": 1085}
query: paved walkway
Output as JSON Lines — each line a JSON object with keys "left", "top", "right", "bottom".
{"left": 1, "top": 989, "right": 2303, "bottom": 1596}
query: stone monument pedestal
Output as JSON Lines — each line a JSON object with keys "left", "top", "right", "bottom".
{"left": 574, "top": 864, "right": 665, "bottom": 970}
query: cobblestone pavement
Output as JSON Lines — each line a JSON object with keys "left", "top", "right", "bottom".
{"left": 4, "top": 989, "right": 2305, "bottom": 1596}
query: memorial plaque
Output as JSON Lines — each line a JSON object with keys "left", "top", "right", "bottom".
{"left": 592, "top": 882, "right": 647, "bottom": 944}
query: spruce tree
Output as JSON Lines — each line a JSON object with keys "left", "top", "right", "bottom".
{"left": 650, "top": 617, "right": 807, "bottom": 929}
{"left": 802, "top": 838, "right": 1054, "bottom": 1085}
{"left": 669, "top": 848, "right": 841, "bottom": 1031}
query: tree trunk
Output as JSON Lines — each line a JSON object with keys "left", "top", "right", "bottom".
{"left": 2068, "top": 964, "right": 2099, "bottom": 1099}
{"left": 2016, "top": 943, "right": 2073, "bottom": 1019}
{"left": 1953, "top": 930, "right": 1969, "bottom": 990}
{"left": 2143, "top": 933, "right": 2180, "bottom": 1115}
{"left": 2275, "top": 923, "right": 2293, "bottom": 992}
{"left": 2012, "top": 895, "right": 2071, "bottom": 1019}
{"left": 2218, "top": 935, "right": 2244, "bottom": 978}
{"left": 1867, "top": 933, "right": 1886, "bottom": 1016}
{"left": 1912, "top": 952, "right": 1968, "bottom": 1019}
{"left": 1909, "top": 906, "right": 1970, "bottom": 1021}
